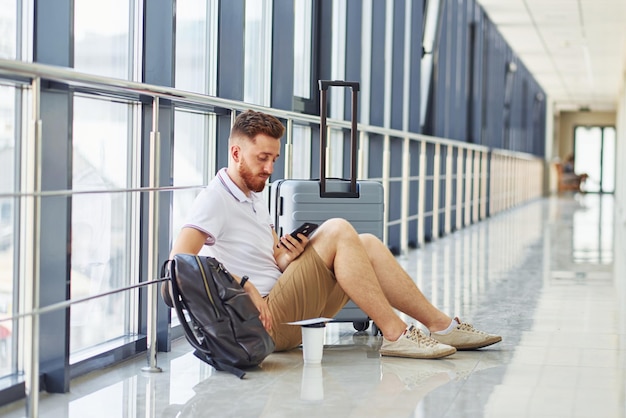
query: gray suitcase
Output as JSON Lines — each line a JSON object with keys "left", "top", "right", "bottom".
{"left": 270, "top": 80, "right": 384, "bottom": 332}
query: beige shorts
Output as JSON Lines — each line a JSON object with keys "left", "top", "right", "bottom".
{"left": 265, "top": 246, "right": 349, "bottom": 351}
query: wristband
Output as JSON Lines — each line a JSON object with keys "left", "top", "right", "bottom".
{"left": 240, "top": 275, "right": 249, "bottom": 288}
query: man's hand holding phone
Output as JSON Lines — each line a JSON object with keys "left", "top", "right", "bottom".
{"left": 275, "top": 222, "right": 319, "bottom": 270}
{"left": 281, "top": 222, "right": 318, "bottom": 246}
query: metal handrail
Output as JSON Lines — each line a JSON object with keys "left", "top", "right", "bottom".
{"left": 0, "top": 58, "right": 491, "bottom": 151}
{"left": 0, "top": 184, "right": 206, "bottom": 199}
{"left": 0, "top": 278, "right": 169, "bottom": 323}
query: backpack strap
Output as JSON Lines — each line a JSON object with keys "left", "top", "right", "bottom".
{"left": 192, "top": 350, "right": 246, "bottom": 379}
{"left": 160, "top": 260, "right": 175, "bottom": 308}
{"left": 168, "top": 260, "right": 212, "bottom": 354}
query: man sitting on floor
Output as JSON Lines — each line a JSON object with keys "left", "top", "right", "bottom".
{"left": 169, "top": 110, "right": 502, "bottom": 359}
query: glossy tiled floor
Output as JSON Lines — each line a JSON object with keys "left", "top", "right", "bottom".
{"left": 2, "top": 194, "right": 625, "bottom": 417}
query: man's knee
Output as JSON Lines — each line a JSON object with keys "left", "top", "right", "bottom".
{"left": 315, "top": 218, "right": 358, "bottom": 241}
{"left": 311, "top": 218, "right": 359, "bottom": 263}
{"left": 357, "top": 231, "right": 378, "bottom": 249}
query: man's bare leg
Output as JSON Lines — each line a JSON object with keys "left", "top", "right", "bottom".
{"left": 358, "top": 233, "right": 452, "bottom": 332}
{"left": 310, "top": 219, "right": 408, "bottom": 341}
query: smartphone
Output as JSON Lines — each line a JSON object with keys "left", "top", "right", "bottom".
{"left": 290, "top": 222, "right": 319, "bottom": 241}
{"left": 279, "top": 222, "right": 319, "bottom": 248}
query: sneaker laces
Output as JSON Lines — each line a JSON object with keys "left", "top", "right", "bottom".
{"left": 406, "top": 326, "right": 440, "bottom": 347}
{"left": 455, "top": 319, "right": 489, "bottom": 335}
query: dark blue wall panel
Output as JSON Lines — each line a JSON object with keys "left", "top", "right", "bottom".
{"left": 33, "top": 0, "right": 73, "bottom": 394}
{"left": 271, "top": 0, "right": 295, "bottom": 111}
{"left": 369, "top": 1, "right": 386, "bottom": 128}
{"left": 423, "top": 0, "right": 545, "bottom": 156}
{"left": 390, "top": 0, "right": 406, "bottom": 131}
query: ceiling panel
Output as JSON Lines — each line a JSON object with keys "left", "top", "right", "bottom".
{"left": 477, "top": 0, "right": 626, "bottom": 111}
{"left": 496, "top": 28, "right": 544, "bottom": 52}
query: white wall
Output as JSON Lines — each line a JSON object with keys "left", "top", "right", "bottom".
{"left": 616, "top": 75, "right": 626, "bottom": 225}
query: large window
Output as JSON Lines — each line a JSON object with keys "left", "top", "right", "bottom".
{"left": 293, "top": 0, "right": 313, "bottom": 100}
{"left": 175, "top": 0, "right": 218, "bottom": 95}
{"left": 0, "top": 0, "right": 17, "bottom": 60}
{"left": 328, "top": 1, "right": 347, "bottom": 178}
{"left": 0, "top": 85, "right": 16, "bottom": 378}
{"left": 244, "top": 0, "right": 272, "bottom": 105}
{"left": 71, "top": 0, "right": 140, "bottom": 359}
{"left": 173, "top": 0, "right": 218, "bottom": 229}
{"left": 169, "top": 108, "right": 214, "bottom": 328}
{"left": 0, "top": 20, "right": 17, "bottom": 354}
{"left": 173, "top": 0, "right": 219, "bottom": 327}
{"left": 0, "top": 0, "right": 26, "bottom": 383}
{"left": 172, "top": 110, "right": 213, "bottom": 236}
{"left": 574, "top": 126, "right": 616, "bottom": 193}
{"left": 70, "top": 96, "right": 137, "bottom": 359}
{"left": 173, "top": 0, "right": 218, "bottom": 226}
{"left": 292, "top": 124, "right": 312, "bottom": 179}
{"left": 74, "top": 0, "right": 133, "bottom": 79}
{"left": 420, "top": 0, "right": 441, "bottom": 128}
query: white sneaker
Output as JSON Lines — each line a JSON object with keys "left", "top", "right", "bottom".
{"left": 430, "top": 317, "right": 502, "bottom": 350}
{"left": 379, "top": 325, "right": 457, "bottom": 359}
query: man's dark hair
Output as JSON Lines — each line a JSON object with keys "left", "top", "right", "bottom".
{"left": 230, "top": 110, "right": 285, "bottom": 143}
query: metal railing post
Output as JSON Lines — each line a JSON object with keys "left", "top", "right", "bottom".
{"left": 432, "top": 143, "right": 441, "bottom": 240}
{"left": 382, "top": 135, "right": 391, "bottom": 246}
{"left": 400, "top": 137, "right": 410, "bottom": 255}
{"left": 472, "top": 150, "right": 480, "bottom": 223}
{"left": 456, "top": 149, "right": 464, "bottom": 229}
{"left": 357, "top": 131, "right": 368, "bottom": 180}
{"left": 23, "top": 76, "right": 42, "bottom": 418}
{"left": 143, "top": 96, "right": 162, "bottom": 373}
{"left": 284, "top": 118, "right": 293, "bottom": 179}
{"left": 464, "top": 149, "right": 473, "bottom": 226}
{"left": 417, "top": 141, "right": 426, "bottom": 247}
{"left": 444, "top": 145, "right": 453, "bottom": 235}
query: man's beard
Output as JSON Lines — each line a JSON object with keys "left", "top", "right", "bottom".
{"left": 239, "top": 156, "right": 268, "bottom": 193}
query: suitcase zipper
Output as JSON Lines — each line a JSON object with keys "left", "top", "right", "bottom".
{"left": 195, "top": 256, "right": 220, "bottom": 318}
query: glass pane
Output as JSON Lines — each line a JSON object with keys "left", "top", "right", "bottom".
{"left": 71, "top": 96, "right": 132, "bottom": 355}
{"left": 0, "top": 86, "right": 15, "bottom": 377}
{"left": 574, "top": 126, "right": 601, "bottom": 193}
{"left": 244, "top": 0, "right": 271, "bottom": 105}
{"left": 172, "top": 110, "right": 208, "bottom": 235}
{"left": 602, "top": 127, "right": 615, "bottom": 193}
{"left": 420, "top": 0, "right": 441, "bottom": 126}
{"left": 0, "top": 0, "right": 17, "bottom": 59}
{"left": 175, "top": 0, "right": 208, "bottom": 93}
{"left": 330, "top": 0, "right": 346, "bottom": 90}
{"left": 293, "top": 0, "right": 312, "bottom": 99}
{"left": 74, "top": 0, "right": 131, "bottom": 79}
{"left": 292, "top": 124, "right": 311, "bottom": 179}
{"left": 329, "top": 129, "right": 344, "bottom": 178}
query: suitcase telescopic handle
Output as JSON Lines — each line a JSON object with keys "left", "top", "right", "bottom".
{"left": 319, "top": 80, "right": 359, "bottom": 198}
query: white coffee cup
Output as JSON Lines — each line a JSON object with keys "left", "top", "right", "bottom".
{"left": 301, "top": 323, "right": 325, "bottom": 364}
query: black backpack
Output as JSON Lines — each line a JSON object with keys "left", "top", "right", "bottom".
{"left": 161, "top": 254, "right": 275, "bottom": 378}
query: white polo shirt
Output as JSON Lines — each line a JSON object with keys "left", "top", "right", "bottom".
{"left": 183, "top": 168, "right": 281, "bottom": 296}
